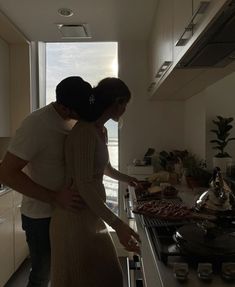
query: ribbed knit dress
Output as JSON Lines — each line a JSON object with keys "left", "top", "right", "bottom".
{"left": 50, "top": 121, "right": 123, "bottom": 287}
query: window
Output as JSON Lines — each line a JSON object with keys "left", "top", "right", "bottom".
{"left": 45, "top": 42, "right": 120, "bottom": 214}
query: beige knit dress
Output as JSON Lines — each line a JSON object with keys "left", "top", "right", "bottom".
{"left": 50, "top": 121, "right": 123, "bottom": 287}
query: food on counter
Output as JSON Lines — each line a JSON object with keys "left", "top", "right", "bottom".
{"left": 133, "top": 200, "right": 192, "bottom": 219}
{"left": 137, "top": 180, "right": 151, "bottom": 189}
{"left": 148, "top": 186, "right": 162, "bottom": 194}
{"left": 147, "top": 171, "right": 170, "bottom": 183}
{"left": 147, "top": 170, "right": 178, "bottom": 186}
{"left": 162, "top": 185, "right": 178, "bottom": 197}
{"left": 135, "top": 184, "right": 179, "bottom": 201}
{"left": 147, "top": 184, "right": 178, "bottom": 196}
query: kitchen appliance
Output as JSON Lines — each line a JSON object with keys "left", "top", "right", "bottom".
{"left": 139, "top": 211, "right": 235, "bottom": 276}
{"left": 178, "top": 0, "right": 235, "bottom": 68}
{"left": 174, "top": 222, "right": 235, "bottom": 258}
{"left": 127, "top": 255, "right": 143, "bottom": 287}
{"left": 195, "top": 167, "right": 235, "bottom": 212}
{"left": 139, "top": 210, "right": 191, "bottom": 264}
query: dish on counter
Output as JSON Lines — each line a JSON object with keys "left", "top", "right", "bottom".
{"left": 135, "top": 183, "right": 179, "bottom": 201}
{"left": 133, "top": 200, "right": 192, "bottom": 220}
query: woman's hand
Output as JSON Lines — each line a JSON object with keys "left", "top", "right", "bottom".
{"left": 115, "top": 222, "right": 141, "bottom": 254}
{"left": 127, "top": 177, "right": 143, "bottom": 189}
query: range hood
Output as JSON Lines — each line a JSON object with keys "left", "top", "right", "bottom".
{"left": 178, "top": 0, "right": 235, "bottom": 68}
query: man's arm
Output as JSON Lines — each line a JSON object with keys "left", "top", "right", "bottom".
{"left": 0, "top": 152, "right": 81, "bottom": 209}
{"left": 0, "top": 152, "right": 56, "bottom": 203}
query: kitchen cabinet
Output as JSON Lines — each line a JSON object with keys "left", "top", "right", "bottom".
{"left": 148, "top": 0, "right": 173, "bottom": 93}
{"left": 173, "top": 0, "right": 193, "bottom": 62}
{"left": 0, "top": 190, "right": 28, "bottom": 285}
{"left": 149, "top": 0, "right": 229, "bottom": 100}
{"left": 193, "top": 0, "right": 202, "bottom": 13}
{"left": 14, "top": 191, "right": 28, "bottom": 270}
{"left": 0, "top": 37, "right": 10, "bottom": 137}
{"left": 0, "top": 191, "right": 14, "bottom": 287}
{"left": 0, "top": 12, "right": 31, "bottom": 138}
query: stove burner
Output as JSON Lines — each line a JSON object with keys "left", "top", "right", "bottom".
{"left": 141, "top": 214, "right": 235, "bottom": 264}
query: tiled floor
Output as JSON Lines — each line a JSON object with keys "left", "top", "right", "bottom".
{"left": 5, "top": 257, "right": 129, "bottom": 287}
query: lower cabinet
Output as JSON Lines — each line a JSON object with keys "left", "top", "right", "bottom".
{"left": 0, "top": 190, "right": 29, "bottom": 285}
{"left": 0, "top": 207, "right": 14, "bottom": 286}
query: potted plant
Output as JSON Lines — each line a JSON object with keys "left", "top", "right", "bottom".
{"left": 210, "top": 115, "right": 235, "bottom": 173}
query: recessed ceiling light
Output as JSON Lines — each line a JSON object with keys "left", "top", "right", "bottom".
{"left": 58, "top": 8, "right": 74, "bottom": 17}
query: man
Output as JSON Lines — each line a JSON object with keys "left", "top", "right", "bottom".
{"left": 0, "top": 76, "right": 92, "bottom": 287}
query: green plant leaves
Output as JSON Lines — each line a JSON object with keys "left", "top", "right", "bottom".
{"left": 210, "top": 115, "right": 234, "bottom": 157}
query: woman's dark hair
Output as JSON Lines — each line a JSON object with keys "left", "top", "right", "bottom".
{"left": 56, "top": 76, "right": 92, "bottom": 110}
{"left": 74, "top": 77, "right": 131, "bottom": 122}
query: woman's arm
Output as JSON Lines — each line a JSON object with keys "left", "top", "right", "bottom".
{"left": 104, "top": 162, "right": 140, "bottom": 187}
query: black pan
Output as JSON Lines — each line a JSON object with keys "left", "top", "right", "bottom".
{"left": 174, "top": 223, "right": 235, "bottom": 257}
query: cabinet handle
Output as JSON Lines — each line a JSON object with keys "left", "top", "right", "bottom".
{"left": 0, "top": 217, "right": 6, "bottom": 224}
{"left": 147, "top": 81, "right": 156, "bottom": 92}
{"left": 155, "top": 61, "right": 173, "bottom": 78}
{"left": 175, "top": 1, "right": 210, "bottom": 46}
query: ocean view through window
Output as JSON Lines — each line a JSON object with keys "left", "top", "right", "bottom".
{"left": 45, "top": 42, "right": 119, "bottom": 214}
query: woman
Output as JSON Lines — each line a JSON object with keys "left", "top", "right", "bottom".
{"left": 50, "top": 78, "right": 140, "bottom": 287}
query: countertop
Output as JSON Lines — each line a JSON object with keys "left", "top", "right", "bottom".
{"left": 128, "top": 185, "right": 235, "bottom": 287}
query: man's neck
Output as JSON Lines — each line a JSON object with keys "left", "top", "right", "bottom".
{"left": 52, "top": 102, "right": 70, "bottom": 120}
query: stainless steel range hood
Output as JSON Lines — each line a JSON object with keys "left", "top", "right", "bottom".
{"left": 178, "top": 0, "right": 235, "bottom": 68}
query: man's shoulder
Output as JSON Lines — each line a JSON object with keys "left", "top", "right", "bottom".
{"left": 22, "top": 104, "right": 52, "bottom": 126}
{"left": 28, "top": 104, "right": 52, "bottom": 118}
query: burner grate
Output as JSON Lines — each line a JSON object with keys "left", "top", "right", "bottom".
{"left": 142, "top": 215, "right": 192, "bottom": 228}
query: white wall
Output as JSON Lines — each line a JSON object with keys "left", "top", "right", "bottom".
{"left": 10, "top": 43, "right": 31, "bottom": 135}
{"left": 0, "top": 37, "right": 10, "bottom": 137}
{"left": 184, "top": 91, "right": 206, "bottom": 159}
{"left": 118, "top": 40, "right": 185, "bottom": 173}
{"left": 184, "top": 71, "right": 235, "bottom": 169}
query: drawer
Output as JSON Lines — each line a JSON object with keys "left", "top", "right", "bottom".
{"left": 0, "top": 191, "right": 13, "bottom": 214}
{"left": 0, "top": 208, "right": 14, "bottom": 286}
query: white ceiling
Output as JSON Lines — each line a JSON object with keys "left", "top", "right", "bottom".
{"left": 0, "top": 0, "right": 158, "bottom": 42}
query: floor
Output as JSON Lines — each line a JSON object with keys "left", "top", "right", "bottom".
{"left": 4, "top": 257, "right": 129, "bottom": 287}
{"left": 5, "top": 258, "right": 31, "bottom": 287}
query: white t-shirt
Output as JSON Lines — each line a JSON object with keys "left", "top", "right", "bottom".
{"left": 8, "top": 103, "right": 76, "bottom": 218}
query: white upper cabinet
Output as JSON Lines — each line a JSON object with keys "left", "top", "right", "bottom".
{"left": 149, "top": 0, "right": 230, "bottom": 100}
{"left": 173, "top": 0, "right": 193, "bottom": 62}
{"left": 148, "top": 0, "right": 173, "bottom": 93}
{"left": 193, "top": 0, "right": 202, "bottom": 13}
{"left": 0, "top": 37, "right": 10, "bottom": 137}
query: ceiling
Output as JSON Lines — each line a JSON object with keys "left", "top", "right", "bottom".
{"left": 0, "top": 0, "right": 158, "bottom": 42}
